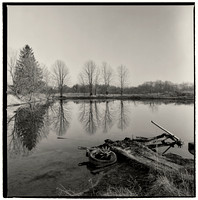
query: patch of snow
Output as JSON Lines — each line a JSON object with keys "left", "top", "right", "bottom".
{"left": 7, "top": 94, "right": 24, "bottom": 106}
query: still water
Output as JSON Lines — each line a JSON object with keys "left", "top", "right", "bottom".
{"left": 7, "top": 100, "right": 194, "bottom": 197}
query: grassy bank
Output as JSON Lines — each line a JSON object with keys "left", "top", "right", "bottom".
{"left": 57, "top": 138, "right": 194, "bottom": 197}
{"left": 56, "top": 144, "right": 194, "bottom": 197}
{"left": 58, "top": 153, "right": 194, "bottom": 197}
{"left": 81, "top": 153, "right": 194, "bottom": 197}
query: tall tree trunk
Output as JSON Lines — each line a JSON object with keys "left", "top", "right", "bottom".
{"left": 60, "top": 84, "right": 63, "bottom": 97}
{"left": 90, "top": 84, "right": 92, "bottom": 96}
{"left": 61, "top": 86, "right": 63, "bottom": 97}
{"left": 121, "top": 88, "right": 123, "bottom": 96}
{"left": 106, "top": 85, "right": 109, "bottom": 95}
{"left": 95, "top": 85, "right": 97, "bottom": 95}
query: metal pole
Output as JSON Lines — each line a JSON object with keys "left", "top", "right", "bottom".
{"left": 151, "top": 120, "right": 180, "bottom": 142}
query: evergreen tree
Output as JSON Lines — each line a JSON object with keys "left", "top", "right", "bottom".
{"left": 14, "top": 45, "right": 43, "bottom": 98}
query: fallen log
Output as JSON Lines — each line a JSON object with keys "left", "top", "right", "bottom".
{"left": 134, "top": 133, "right": 168, "bottom": 142}
{"left": 104, "top": 138, "right": 182, "bottom": 172}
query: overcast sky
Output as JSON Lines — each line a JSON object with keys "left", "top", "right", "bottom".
{"left": 8, "top": 5, "right": 194, "bottom": 86}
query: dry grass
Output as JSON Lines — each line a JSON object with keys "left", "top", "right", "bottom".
{"left": 147, "top": 168, "right": 194, "bottom": 197}
{"left": 56, "top": 150, "right": 194, "bottom": 197}
{"left": 56, "top": 184, "right": 82, "bottom": 196}
{"left": 101, "top": 186, "right": 139, "bottom": 196}
{"left": 99, "top": 168, "right": 194, "bottom": 197}
{"left": 57, "top": 169, "right": 194, "bottom": 197}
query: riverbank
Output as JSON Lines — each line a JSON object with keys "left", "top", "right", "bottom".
{"left": 52, "top": 93, "right": 194, "bottom": 104}
{"left": 58, "top": 136, "right": 194, "bottom": 197}
{"left": 6, "top": 94, "right": 52, "bottom": 123}
{"left": 7, "top": 92, "right": 194, "bottom": 106}
{"left": 7, "top": 94, "right": 51, "bottom": 107}
{"left": 82, "top": 153, "right": 194, "bottom": 197}
{"left": 81, "top": 138, "right": 195, "bottom": 197}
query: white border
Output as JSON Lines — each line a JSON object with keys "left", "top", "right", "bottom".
{"left": 1, "top": 1, "right": 197, "bottom": 200}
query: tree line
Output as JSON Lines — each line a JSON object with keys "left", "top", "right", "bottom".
{"left": 8, "top": 45, "right": 194, "bottom": 100}
{"left": 51, "top": 81, "right": 194, "bottom": 96}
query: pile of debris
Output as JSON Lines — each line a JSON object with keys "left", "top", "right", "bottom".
{"left": 79, "top": 121, "right": 188, "bottom": 173}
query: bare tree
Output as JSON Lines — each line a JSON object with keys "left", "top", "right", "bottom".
{"left": 52, "top": 60, "right": 69, "bottom": 97}
{"left": 78, "top": 72, "right": 86, "bottom": 95}
{"left": 101, "top": 62, "right": 113, "bottom": 95}
{"left": 117, "top": 65, "right": 128, "bottom": 96}
{"left": 94, "top": 67, "right": 100, "bottom": 95}
{"left": 8, "top": 48, "right": 18, "bottom": 85}
{"left": 80, "top": 60, "right": 96, "bottom": 96}
{"left": 8, "top": 48, "right": 19, "bottom": 98}
{"left": 78, "top": 72, "right": 85, "bottom": 86}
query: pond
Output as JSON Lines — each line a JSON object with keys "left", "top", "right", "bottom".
{"left": 7, "top": 99, "right": 194, "bottom": 197}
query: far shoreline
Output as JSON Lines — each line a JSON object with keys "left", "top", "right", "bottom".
{"left": 57, "top": 95, "right": 194, "bottom": 101}
{"left": 7, "top": 93, "right": 194, "bottom": 107}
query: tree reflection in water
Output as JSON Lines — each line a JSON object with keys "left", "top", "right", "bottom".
{"left": 117, "top": 100, "right": 129, "bottom": 131}
{"left": 8, "top": 103, "right": 51, "bottom": 157}
{"left": 51, "top": 100, "right": 71, "bottom": 136}
{"left": 101, "top": 101, "right": 114, "bottom": 133}
{"left": 148, "top": 101, "right": 159, "bottom": 113}
{"left": 79, "top": 101, "right": 101, "bottom": 134}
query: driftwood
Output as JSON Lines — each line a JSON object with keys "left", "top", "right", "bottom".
{"left": 151, "top": 121, "right": 183, "bottom": 146}
{"left": 132, "top": 121, "right": 183, "bottom": 155}
{"left": 133, "top": 133, "right": 179, "bottom": 154}
{"left": 103, "top": 122, "right": 183, "bottom": 171}
{"left": 79, "top": 121, "right": 184, "bottom": 173}
{"left": 104, "top": 138, "right": 182, "bottom": 172}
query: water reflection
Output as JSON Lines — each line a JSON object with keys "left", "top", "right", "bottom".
{"left": 141, "top": 99, "right": 194, "bottom": 106}
{"left": 101, "top": 101, "right": 114, "bottom": 133}
{"left": 8, "top": 103, "right": 51, "bottom": 157}
{"left": 148, "top": 101, "right": 159, "bottom": 113}
{"left": 79, "top": 101, "right": 101, "bottom": 134}
{"left": 117, "top": 101, "right": 129, "bottom": 131}
{"left": 51, "top": 100, "right": 71, "bottom": 136}
{"left": 7, "top": 99, "right": 194, "bottom": 156}
{"left": 79, "top": 100, "right": 130, "bottom": 134}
